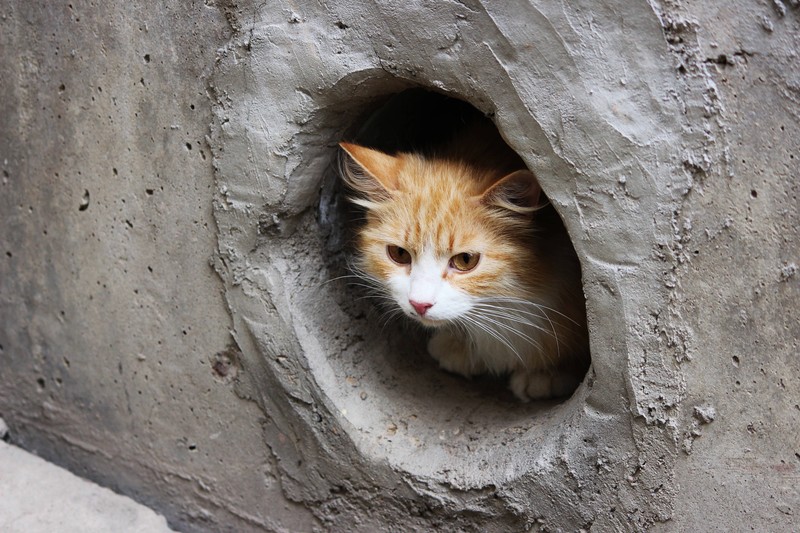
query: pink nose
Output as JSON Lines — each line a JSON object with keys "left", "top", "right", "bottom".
{"left": 410, "top": 300, "right": 433, "bottom": 316}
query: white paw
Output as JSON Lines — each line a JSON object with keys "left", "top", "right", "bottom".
{"left": 427, "top": 330, "right": 484, "bottom": 377}
{"left": 509, "top": 370, "right": 581, "bottom": 401}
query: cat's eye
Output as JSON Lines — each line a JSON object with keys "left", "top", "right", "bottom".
{"left": 387, "top": 245, "right": 412, "bottom": 265}
{"left": 450, "top": 252, "right": 480, "bottom": 272}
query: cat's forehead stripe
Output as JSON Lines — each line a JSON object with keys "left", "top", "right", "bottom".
{"left": 373, "top": 157, "right": 514, "bottom": 257}
{"left": 410, "top": 191, "right": 450, "bottom": 252}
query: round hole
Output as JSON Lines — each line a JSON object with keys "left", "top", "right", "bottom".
{"left": 310, "top": 89, "right": 591, "bottom": 481}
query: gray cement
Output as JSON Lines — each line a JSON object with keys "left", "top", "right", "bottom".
{"left": 0, "top": 438, "right": 176, "bottom": 532}
{"left": 1, "top": 1, "right": 798, "bottom": 531}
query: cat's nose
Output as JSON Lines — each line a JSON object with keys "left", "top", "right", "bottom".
{"left": 409, "top": 300, "right": 433, "bottom": 316}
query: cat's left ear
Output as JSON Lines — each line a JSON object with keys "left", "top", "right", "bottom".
{"left": 479, "top": 170, "right": 542, "bottom": 215}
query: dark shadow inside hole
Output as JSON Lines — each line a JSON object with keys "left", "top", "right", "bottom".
{"left": 348, "top": 89, "right": 482, "bottom": 155}
{"left": 323, "top": 88, "right": 589, "bottom": 405}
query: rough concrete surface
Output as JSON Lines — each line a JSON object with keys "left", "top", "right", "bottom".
{"left": 0, "top": 439, "right": 175, "bottom": 532}
{"left": 1, "top": 1, "right": 798, "bottom": 532}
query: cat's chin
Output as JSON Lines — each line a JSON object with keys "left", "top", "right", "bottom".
{"left": 411, "top": 315, "right": 448, "bottom": 328}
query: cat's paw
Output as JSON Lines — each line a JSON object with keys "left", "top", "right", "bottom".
{"left": 427, "top": 330, "right": 484, "bottom": 377}
{"left": 509, "top": 370, "right": 581, "bottom": 401}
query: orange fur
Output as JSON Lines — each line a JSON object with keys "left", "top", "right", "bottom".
{"left": 340, "top": 124, "right": 589, "bottom": 400}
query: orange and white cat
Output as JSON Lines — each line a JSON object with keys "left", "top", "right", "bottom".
{"left": 339, "top": 123, "right": 589, "bottom": 400}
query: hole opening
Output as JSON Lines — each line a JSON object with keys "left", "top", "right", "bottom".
{"left": 306, "top": 88, "right": 592, "bottom": 482}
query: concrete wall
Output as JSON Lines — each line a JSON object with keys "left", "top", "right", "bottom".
{"left": 1, "top": 1, "right": 797, "bottom": 531}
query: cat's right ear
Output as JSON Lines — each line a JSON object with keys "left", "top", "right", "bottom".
{"left": 339, "top": 143, "right": 401, "bottom": 205}
{"left": 478, "top": 169, "right": 542, "bottom": 216}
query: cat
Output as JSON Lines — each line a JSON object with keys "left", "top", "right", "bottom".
{"left": 339, "top": 119, "right": 589, "bottom": 401}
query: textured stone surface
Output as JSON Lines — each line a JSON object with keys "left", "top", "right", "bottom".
{"left": 651, "top": 1, "right": 800, "bottom": 529}
{"left": 209, "top": 1, "right": 686, "bottom": 530}
{"left": 0, "top": 2, "right": 317, "bottom": 531}
{"left": 0, "top": 1, "right": 797, "bottom": 531}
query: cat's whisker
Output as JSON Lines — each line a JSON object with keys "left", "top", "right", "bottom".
{"left": 538, "top": 307, "right": 562, "bottom": 360}
{"left": 493, "top": 306, "right": 562, "bottom": 363}
{"left": 470, "top": 304, "right": 564, "bottom": 346}
{"left": 354, "top": 296, "right": 396, "bottom": 306}
{"left": 315, "top": 274, "right": 369, "bottom": 291}
{"left": 321, "top": 274, "right": 364, "bottom": 285}
{"left": 337, "top": 268, "right": 402, "bottom": 314}
{"left": 377, "top": 308, "right": 406, "bottom": 333}
{"left": 345, "top": 261, "right": 381, "bottom": 281}
{"left": 459, "top": 314, "right": 526, "bottom": 367}
{"left": 350, "top": 290, "right": 392, "bottom": 302}
{"left": 471, "top": 301, "right": 548, "bottom": 320}
{"left": 352, "top": 288, "right": 391, "bottom": 298}
{"left": 470, "top": 305, "right": 549, "bottom": 330}
{"left": 480, "top": 297, "right": 582, "bottom": 327}
{"left": 472, "top": 302, "right": 565, "bottom": 332}
{"left": 486, "top": 296, "right": 577, "bottom": 318}
{"left": 474, "top": 301, "right": 580, "bottom": 344}
{"left": 347, "top": 282, "right": 388, "bottom": 294}
{"left": 459, "top": 318, "right": 507, "bottom": 359}
{"left": 473, "top": 315, "right": 554, "bottom": 353}
{"left": 468, "top": 305, "right": 568, "bottom": 370}
{"left": 468, "top": 309, "right": 535, "bottom": 341}
{"left": 467, "top": 310, "right": 543, "bottom": 352}
{"left": 452, "top": 321, "right": 471, "bottom": 344}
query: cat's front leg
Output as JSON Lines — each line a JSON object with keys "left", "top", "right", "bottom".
{"left": 427, "top": 329, "right": 485, "bottom": 377}
{"left": 509, "top": 369, "right": 581, "bottom": 401}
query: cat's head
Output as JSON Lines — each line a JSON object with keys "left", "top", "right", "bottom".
{"left": 340, "top": 142, "right": 543, "bottom": 327}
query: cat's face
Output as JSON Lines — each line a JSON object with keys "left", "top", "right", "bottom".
{"left": 341, "top": 143, "right": 542, "bottom": 327}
